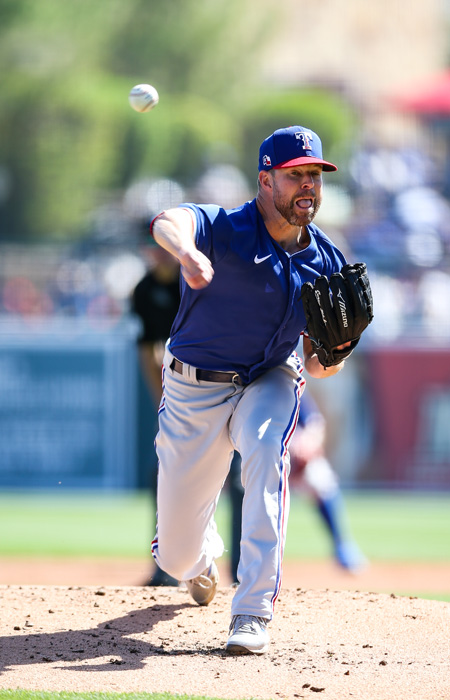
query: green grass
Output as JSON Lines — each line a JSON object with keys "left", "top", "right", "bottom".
{"left": 0, "top": 493, "right": 448, "bottom": 700}
{"left": 0, "top": 692, "right": 234, "bottom": 700}
{"left": 0, "top": 492, "right": 154, "bottom": 557}
{"left": 0, "top": 491, "right": 449, "bottom": 562}
{"left": 286, "top": 491, "right": 450, "bottom": 562}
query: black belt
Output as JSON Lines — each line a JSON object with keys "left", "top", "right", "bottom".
{"left": 170, "top": 358, "right": 245, "bottom": 385}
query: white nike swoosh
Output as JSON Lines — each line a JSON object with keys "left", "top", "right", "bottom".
{"left": 254, "top": 254, "right": 272, "bottom": 264}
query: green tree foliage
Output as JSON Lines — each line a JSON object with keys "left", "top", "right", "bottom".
{"left": 107, "top": 0, "right": 272, "bottom": 102}
{"left": 0, "top": 0, "right": 274, "bottom": 241}
{"left": 0, "top": 0, "right": 355, "bottom": 241}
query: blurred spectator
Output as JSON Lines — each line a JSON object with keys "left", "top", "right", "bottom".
{"left": 348, "top": 141, "right": 436, "bottom": 196}
{"left": 2, "top": 276, "right": 53, "bottom": 317}
{"left": 193, "top": 164, "right": 252, "bottom": 209}
{"left": 417, "top": 270, "right": 450, "bottom": 339}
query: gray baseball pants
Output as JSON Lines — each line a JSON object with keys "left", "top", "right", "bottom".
{"left": 152, "top": 346, "right": 305, "bottom": 619}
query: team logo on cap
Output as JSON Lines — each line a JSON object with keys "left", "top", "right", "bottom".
{"left": 295, "top": 131, "right": 313, "bottom": 150}
{"left": 262, "top": 155, "right": 272, "bottom": 166}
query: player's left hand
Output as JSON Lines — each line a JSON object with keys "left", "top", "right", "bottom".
{"left": 300, "top": 262, "right": 374, "bottom": 368}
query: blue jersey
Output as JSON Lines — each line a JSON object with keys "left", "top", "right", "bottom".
{"left": 168, "top": 199, "right": 346, "bottom": 384}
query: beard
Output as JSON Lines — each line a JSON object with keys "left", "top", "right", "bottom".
{"left": 272, "top": 183, "right": 321, "bottom": 227}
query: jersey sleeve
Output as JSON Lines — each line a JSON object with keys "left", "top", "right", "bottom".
{"left": 325, "top": 247, "right": 347, "bottom": 277}
{"left": 179, "top": 203, "right": 232, "bottom": 262}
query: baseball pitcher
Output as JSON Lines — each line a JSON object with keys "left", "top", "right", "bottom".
{"left": 150, "top": 126, "right": 373, "bottom": 654}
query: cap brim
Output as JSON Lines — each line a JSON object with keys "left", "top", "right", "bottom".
{"left": 273, "top": 157, "right": 338, "bottom": 172}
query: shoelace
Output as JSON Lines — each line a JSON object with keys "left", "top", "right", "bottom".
{"left": 229, "top": 615, "right": 267, "bottom": 634}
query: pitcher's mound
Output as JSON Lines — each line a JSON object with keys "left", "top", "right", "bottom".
{"left": 0, "top": 584, "right": 449, "bottom": 700}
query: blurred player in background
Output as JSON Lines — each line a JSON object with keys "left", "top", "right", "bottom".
{"left": 288, "top": 391, "right": 367, "bottom": 573}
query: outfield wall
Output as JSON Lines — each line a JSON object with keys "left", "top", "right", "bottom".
{"left": 0, "top": 319, "right": 449, "bottom": 491}
{"left": 307, "top": 342, "right": 450, "bottom": 490}
{"left": 0, "top": 318, "right": 139, "bottom": 490}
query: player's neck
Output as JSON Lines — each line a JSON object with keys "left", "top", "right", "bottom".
{"left": 278, "top": 227, "right": 310, "bottom": 254}
{"left": 257, "top": 197, "right": 310, "bottom": 253}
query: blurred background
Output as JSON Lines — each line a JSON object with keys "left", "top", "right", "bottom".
{"left": 0, "top": 0, "right": 449, "bottom": 593}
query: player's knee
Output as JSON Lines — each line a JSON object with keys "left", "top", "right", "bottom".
{"left": 241, "top": 432, "right": 284, "bottom": 464}
{"left": 154, "top": 547, "right": 193, "bottom": 581}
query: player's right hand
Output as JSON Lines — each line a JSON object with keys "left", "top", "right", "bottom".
{"left": 179, "top": 249, "right": 214, "bottom": 289}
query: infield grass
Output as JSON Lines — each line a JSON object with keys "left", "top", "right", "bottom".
{"left": 0, "top": 490, "right": 449, "bottom": 562}
{"left": 0, "top": 490, "right": 449, "bottom": 601}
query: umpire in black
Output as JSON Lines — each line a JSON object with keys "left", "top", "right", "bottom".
{"left": 131, "top": 235, "right": 243, "bottom": 586}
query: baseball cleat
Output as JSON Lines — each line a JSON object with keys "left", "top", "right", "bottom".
{"left": 185, "top": 561, "right": 219, "bottom": 606}
{"left": 226, "top": 614, "right": 270, "bottom": 655}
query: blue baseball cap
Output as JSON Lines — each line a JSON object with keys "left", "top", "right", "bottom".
{"left": 259, "top": 126, "right": 338, "bottom": 172}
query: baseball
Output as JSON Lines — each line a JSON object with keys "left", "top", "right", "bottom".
{"left": 128, "top": 83, "right": 159, "bottom": 113}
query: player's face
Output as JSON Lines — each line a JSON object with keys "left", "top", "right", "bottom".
{"left": 271, "top": 165, "right": 323, "bottom": 227}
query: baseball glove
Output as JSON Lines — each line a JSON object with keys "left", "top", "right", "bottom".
{"left": 300, "top": 262, "right": 373, "bottom": 368}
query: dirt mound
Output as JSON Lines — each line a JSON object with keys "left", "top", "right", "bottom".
{"left": 1, "top": 584, "right": 449, "bottom": 700}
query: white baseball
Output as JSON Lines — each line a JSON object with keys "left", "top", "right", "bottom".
{"left": 128, "top": 84, "right": 159, "bottom": 113}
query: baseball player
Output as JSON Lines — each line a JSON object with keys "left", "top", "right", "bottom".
{"left": 288, "top": 391, "right": 367, "bottom": 572}
{"left": 150, "top": 125, "right": 373, "bottom": 654}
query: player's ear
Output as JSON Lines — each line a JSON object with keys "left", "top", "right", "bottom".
{"left": 258, "top": 170, "right": 273, "bottom": 191}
